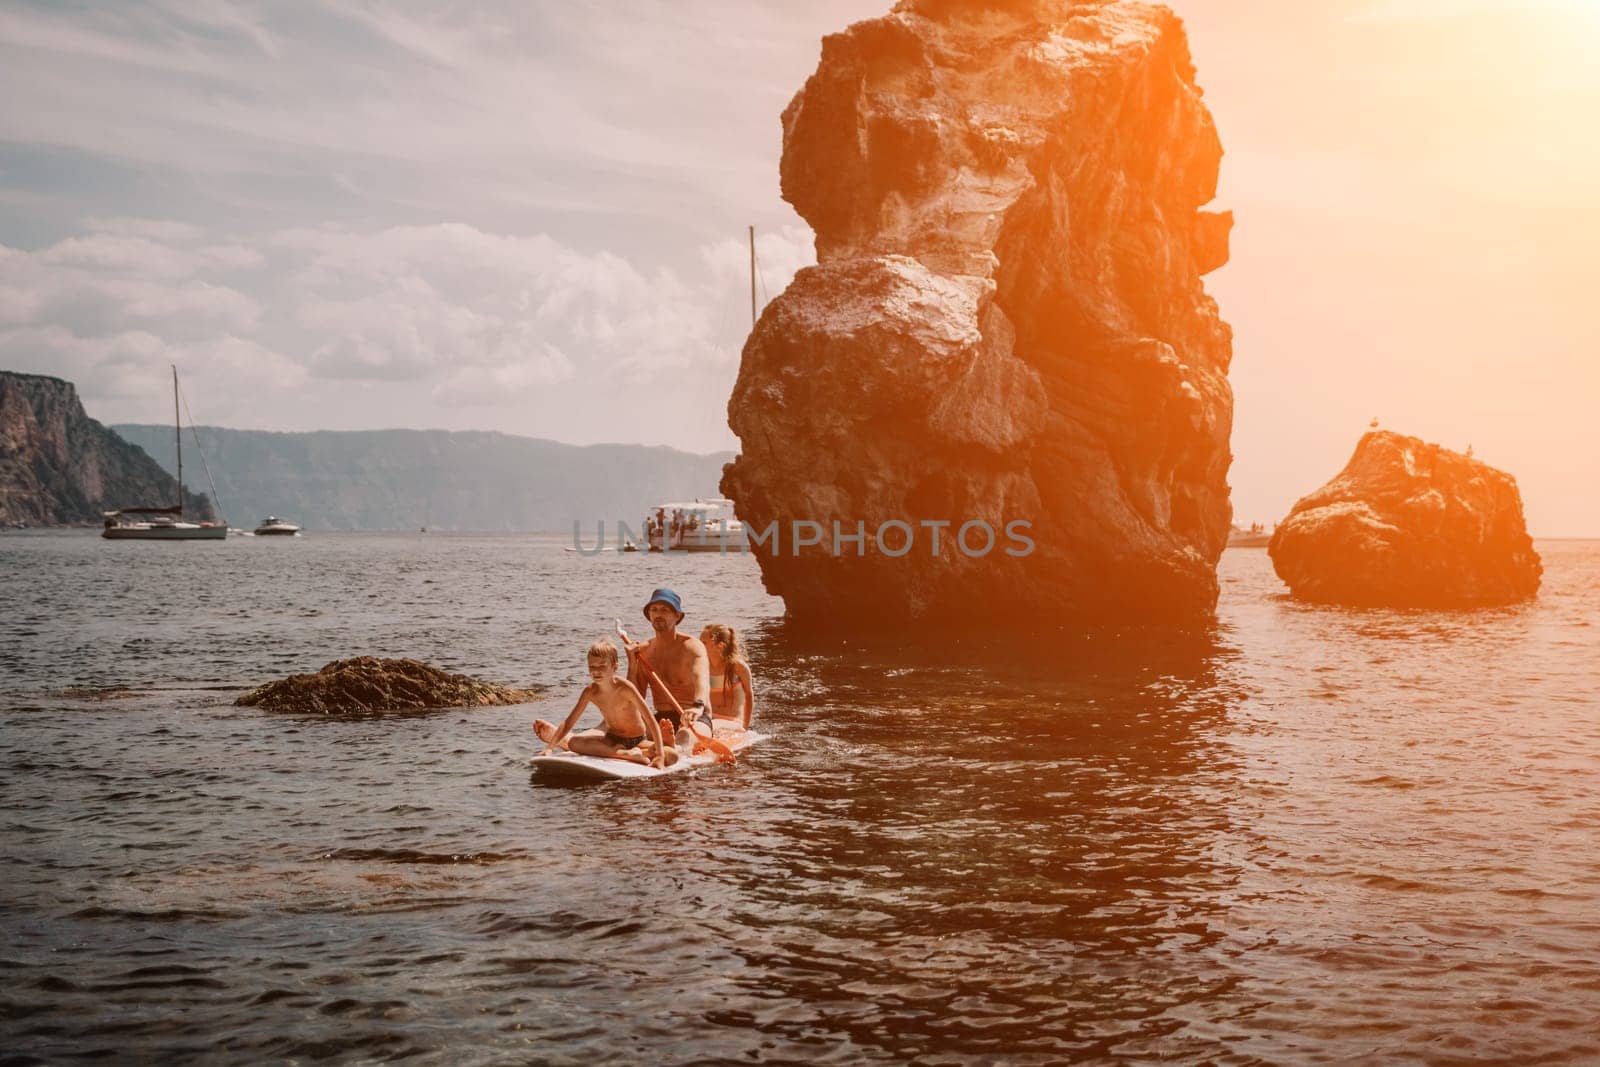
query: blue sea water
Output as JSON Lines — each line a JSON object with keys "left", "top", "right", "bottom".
{"left": 2, "top": 531, "right": 1598, "bottom": 1064}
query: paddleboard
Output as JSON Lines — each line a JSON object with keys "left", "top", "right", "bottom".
{"left": 531, "top": 729, "right": 765, "bottom": 783}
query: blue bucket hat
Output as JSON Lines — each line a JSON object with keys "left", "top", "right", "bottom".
{"left": 642, "top": 587, "right": 684, "bottom": 621}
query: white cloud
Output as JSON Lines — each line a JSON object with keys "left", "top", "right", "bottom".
{"left": 433, "top": 343, "right": 575, "bottom": 407}
{"left": 0, "top": 324, "right": 305, "bottom": 418}
{"left": 0, "top": 217, "right": 817, "bottom": 425}
{"left": 80, "top": 217, "right": 207, "bottom": 244}
{"left": 0, "top": 238, "right": 262, "bottom": 338}
{"left": 40, "top": 234, "right": 262, "bottom": 280}
{"left": 276, "top": 221, "right": 814, "bottom": 391}
{"left": 0, "top": 0, "right": 878, "bottom": 231}
{"left": 0, "top": 225, "right": 291, "bottom": 421}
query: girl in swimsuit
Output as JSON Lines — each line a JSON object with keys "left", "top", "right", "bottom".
{"left": 700, "top": 623, "right": 754, "bottom": 731}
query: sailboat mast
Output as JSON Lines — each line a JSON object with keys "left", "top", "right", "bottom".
{"left": 173, "top": 365, "right": 183, "bottom": 516}
{"left": 748, "top": 225, "right": 757, "bottom": 328}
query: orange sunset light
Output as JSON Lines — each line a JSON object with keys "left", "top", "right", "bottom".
{"left": 5, "top": 3, "right": 1600, "bottom": 1065}
{"left": 1186, "top": 0, "right": 1600, "bottom": 537}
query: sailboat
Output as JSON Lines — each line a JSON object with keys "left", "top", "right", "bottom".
{"left": 102, "top": 367, "right": 227, "bottom": 540}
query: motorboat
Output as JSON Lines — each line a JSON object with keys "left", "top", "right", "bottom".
{"left": 1227, "top": 522, "right": 1273, "bottom": 548}
{"left": 644, "top": 497, "right": 748, "bottom": 553}
{"left": 254, "top": 516, "right": 301, "bottom": 536}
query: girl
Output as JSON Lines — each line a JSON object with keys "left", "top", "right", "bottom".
{"left": 700, "top": 623, "right": 755, "bottom": 731}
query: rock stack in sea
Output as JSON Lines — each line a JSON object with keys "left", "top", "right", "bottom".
{"left": 235, "top": 657, "right": 538, "bottom": 714}
{"left": 722, "top": 0, "right": 1234, "bottom": 631}
{"left": 1268, "top": 431, "right": 1542, "bottom": 608}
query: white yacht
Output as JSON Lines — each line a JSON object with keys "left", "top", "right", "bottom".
{"left": 1227, "top": 522, "right": 1273, "bottom": 548}
{"left": 644, "top": 497, "right": 748, "bottom": 553}
{"left": 253, "top": 516, "right": 301, "bottom": 536}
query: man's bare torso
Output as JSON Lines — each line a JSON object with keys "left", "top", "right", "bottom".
{"left": 634, "top": 631, "right": 709, "bottom": 711}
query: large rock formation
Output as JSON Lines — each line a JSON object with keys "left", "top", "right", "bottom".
{"left": 0, "top": 371, "right": 213, "bottom": 525}
{"left": 722, "top": 0, "right": 1233, "bottom": 630}
{"left": 235, "top": 657, "right": 537, "bottom": 714}
{"left": 1268, "top": 431, "right": 1542, "bottom": 608}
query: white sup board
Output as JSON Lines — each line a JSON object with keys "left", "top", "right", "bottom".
{"left": 531, "top": 729, "right": 765, "bottom": 783}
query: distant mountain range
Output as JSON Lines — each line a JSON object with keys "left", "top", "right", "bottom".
{"left": 0, "top": 371, "right": 214, "bottom": 525}
{"left": 111, "top": 423, "right": 733, "bottom": 532}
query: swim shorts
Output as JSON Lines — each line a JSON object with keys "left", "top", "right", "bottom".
{"left": 657, "top": 701, "right": 714, "bottom": 734}
{"left": 603, "top": 731, "right": 647, "bottom": 749}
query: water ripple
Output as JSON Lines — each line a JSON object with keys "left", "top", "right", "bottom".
{"left": 1, "top": 534, "right": 1598, "bottom": 1063}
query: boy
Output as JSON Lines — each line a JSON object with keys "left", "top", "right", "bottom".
{"left": 534, "top": 639, "right": 672, "bottom": 767}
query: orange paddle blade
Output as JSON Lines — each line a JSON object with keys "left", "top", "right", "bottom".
{"left": 693, "top": 735, "right": 736, "bottom": 764}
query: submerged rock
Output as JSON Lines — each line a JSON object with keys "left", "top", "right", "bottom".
{"left": 1268, "top": 431, "right": 1541, "bottom": 608}
{"left": 723, "top": 0, "right": 1234, "bottom": 631}
{"left": 236, "top": 657, "right": 536, "bottom": 714}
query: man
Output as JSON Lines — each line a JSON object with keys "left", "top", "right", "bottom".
{"left": 620, "top": 587, "right": 713, "bottom": 753}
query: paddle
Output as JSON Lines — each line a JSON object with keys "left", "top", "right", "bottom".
{"left": 615, "top": 619, "right": 736, "bottom": 764}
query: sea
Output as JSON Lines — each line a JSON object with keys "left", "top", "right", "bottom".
{"left": 2, "top": 531, "right": 1598, "bottom": 1065}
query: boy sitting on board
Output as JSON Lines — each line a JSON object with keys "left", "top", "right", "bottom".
{"left": 534, "top": 639, "right": 673, "bottom": 767}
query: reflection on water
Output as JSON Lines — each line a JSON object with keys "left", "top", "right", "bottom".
{"left": 2, "top": 534, "right": 1599, "bottom": 1063}
{"left": 700, "top": 626, "right": 1248, "bottom": 1060}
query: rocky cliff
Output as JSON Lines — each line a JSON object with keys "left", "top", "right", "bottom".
{"left": 722, "top": 0, "right": 1233, "bottom": 631}
{"left": 0, "top": 371, "right": 213, "bottom": 526}
{"left": 113, "top": 424, "right": 732, "bottom": 532}
{"left": 1268, "top": 431, "right": 1541, "bottom": 608}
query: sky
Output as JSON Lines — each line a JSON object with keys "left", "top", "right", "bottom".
{"left": 1, "top": 0, "right": 1596, "bottom": 535}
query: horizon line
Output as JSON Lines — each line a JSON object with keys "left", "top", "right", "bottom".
{"left": 109, "top": 421, "right": 737, "bottom": 458}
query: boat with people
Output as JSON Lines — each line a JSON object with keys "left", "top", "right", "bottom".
{"left": 644, "top": 497, "right": 748, "bottom": 552}
{"left": 253, "top": 516, "right": 301, "bottom": 536}
{"left": 102, "top": 366, "right": 227, "bottom": 541}
{"left": 1227, "top": 522, "right": 1273, "bottom": 548}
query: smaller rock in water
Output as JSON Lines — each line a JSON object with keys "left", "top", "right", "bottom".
{"left": 1268, "top": 431, "right": 1541, "bottom": 608}
{"left": 235, "top": 657, "right": 537, "bottom": 714}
